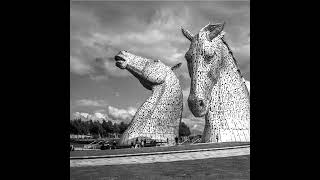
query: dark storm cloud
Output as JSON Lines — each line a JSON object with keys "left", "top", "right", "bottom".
{"left": 70, "top": 1, "right": 249, "bottom": 81}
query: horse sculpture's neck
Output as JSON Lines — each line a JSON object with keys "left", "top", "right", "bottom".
{"left": 119, "top": 69, "right": 183, "bottom": 145}
{"left": 203, "top": 39, "right": 250, "bottom": 143}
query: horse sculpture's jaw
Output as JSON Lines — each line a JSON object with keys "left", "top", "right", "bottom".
{"left": 187, "top": 92, "right": 210, "bottom": 117}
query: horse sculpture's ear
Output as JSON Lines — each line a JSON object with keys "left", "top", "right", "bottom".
{"left": 181, "top": 27, "right": 193, "bottom": 41}
{"left": 171, "top": 62, "right": 182, "bottom": 71}
{"left": 206, "top": 22, "right": 225, "bottom": 41}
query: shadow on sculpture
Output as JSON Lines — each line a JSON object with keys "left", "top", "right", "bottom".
{"left": 115, "top": 51, "right": 183, "bottom": 146}
{"left": 181, "top": 22, "right": 250, "bottom": 143}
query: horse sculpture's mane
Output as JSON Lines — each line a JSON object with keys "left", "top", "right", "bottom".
{"left": 221, "top": 37, "right": 250, "bottom": 95}
{"left": 207, "top": 35, "right": 250, "bottom": 142}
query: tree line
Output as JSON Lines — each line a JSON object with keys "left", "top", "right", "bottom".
{"left": 70, "top": 118, "right": 191, "bottom": 138}
{"left": 70, "top": 119, "right": 129, "bottom": 138}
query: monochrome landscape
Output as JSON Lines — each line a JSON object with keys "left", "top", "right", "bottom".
{"left": 70, "top": 1, "right": 250, "bottom": 136}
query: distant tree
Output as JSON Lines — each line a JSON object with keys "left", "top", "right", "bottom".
{"left": 119, "top": 122, "right": 129, "bottom": 134}
{"left": 86, "top": 120, "right": 94, "bottom": 135}
{"left": 89, "top": 121, "right": 101, "bottom": 136}
{"left": 70, "top": 118, "right": 130, "bottom": 138}
{"left": 113, "top": 123, "right": 120, "bottom": 134}
{"left": 179, "top": 122, "right": 191, "bottom": 137}
{"left": 79, "top": 120, "right": 86, "bottom": 135}
{"left": 74, "top": 119, "right": 81, "bottom": 134}
{"left": 97, "top": 121, "right": 104, "bottom": 136}
{"left": 82, "top": 121, "right": 89, "bottom": 135}
{"left": 102, "top": 120, "right": 114, "bottom": 135}
{"left": 101, "top": 120, "right": 108, "bottom": 137}
{"left": 70, "top": 120, "right": 77, "bottom": 134}
{"left": 107, "top": 121, "right": 114, "bottom": 133}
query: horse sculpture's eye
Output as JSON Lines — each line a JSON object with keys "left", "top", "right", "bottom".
{"left": 204, "top": 53, "right": 215, "bottom": 62}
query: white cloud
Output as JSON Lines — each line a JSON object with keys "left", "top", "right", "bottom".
{"left": 75, "top": 99, "right": 107, "bottom": 107}
{"left": 72, "top": 111, "right": 107, "bottom": 123}
{"left": 93, "top": 112, "right": 106, "bottom": 119}
{"left": 127, "top": 107, "right": 137, "bottom": 116}
{"left": 107, "top": 106, "right": 137, "bottom": 123}
{"left": 73, "top": 112, "right": 91, "bottom": 119}
{"left": 71, "top": 104, "right": 138, "bottom": 123}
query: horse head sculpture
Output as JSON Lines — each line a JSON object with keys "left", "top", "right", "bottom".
{"left": 115, "top": 50, "right": 183, "bottom": 145}
{"left": 181, "top": 22, "right": 250, "bottom": 142}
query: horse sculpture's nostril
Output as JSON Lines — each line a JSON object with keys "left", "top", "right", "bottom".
{"left": 199, "top": 100, "right": 204, "bottom": 107}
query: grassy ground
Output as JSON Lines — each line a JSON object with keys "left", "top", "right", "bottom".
{"left": 70, "top": 142, "right": 249, "bottom": 157}
{"left": 70, "top": 155, "right": 250, "bottom": 180}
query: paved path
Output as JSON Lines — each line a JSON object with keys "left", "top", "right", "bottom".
{"left": 70, "top": 146, "right": 250, "bottom": 167}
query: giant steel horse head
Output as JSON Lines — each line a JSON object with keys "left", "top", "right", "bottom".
{"left": 181, "top": 22, "right": 250, "bottom": 142}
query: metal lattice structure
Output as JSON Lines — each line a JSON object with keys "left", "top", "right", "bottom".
{"left": 181, "top": 22, "right": 250, "bottom": 143}
{"left": 115, "top": 51, "right": 183, "bottom": 145}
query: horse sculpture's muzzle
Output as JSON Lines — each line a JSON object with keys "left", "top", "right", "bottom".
{"left": 188, "top": 95, "right": 208, "bottom": 117}
{"left": 114, "top": 51, "right": 128, "bottom": 69}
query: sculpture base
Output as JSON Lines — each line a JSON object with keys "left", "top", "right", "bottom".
{"left": 202, "top": 129, "right": 250, "bottom": 143}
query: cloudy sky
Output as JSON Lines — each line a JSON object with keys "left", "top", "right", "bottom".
{"left": 70, "top": 1, "right": 250, "bottom": 135}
